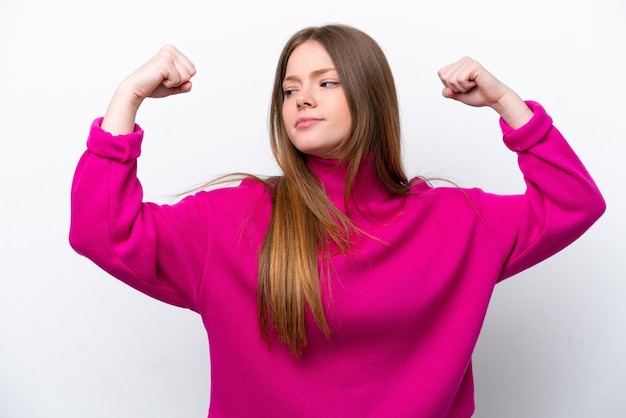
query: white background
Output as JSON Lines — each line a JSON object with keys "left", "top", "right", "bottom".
{"left": 1, "top": 0, "right": 624, "bottom": 417}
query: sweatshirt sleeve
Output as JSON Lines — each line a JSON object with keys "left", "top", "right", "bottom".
{"left": 478, "top": 101, "right": 606, "bottom": 281}
{"left": 69, "top": 118, "right": 209, "bottom": 310}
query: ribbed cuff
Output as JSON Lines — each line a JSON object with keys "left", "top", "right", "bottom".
{"left": 500, "top": 101, "right": 554, "bottom": 152}
{"left": 86, "top": 117, "right": 144, "bottom": 162}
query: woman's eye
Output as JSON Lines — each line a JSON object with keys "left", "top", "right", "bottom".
{"left": 321, "top": 81, "right": 340, "bottom": 88}
{"left": 283, "top": 88, "right": 296, "bottom": 97}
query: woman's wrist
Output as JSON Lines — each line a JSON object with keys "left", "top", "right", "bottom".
{"left": 490, "top": 89, "right": 533, "bottom": 129}
{"left": 101, "top": 86, "right": 143, "bottom": 135}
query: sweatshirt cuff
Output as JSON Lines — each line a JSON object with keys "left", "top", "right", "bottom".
{"left": 86, "top": 117, "right": 144, "bottom": 162}
{"left": 500, "top": 101, "right": 553, "bottom": 152}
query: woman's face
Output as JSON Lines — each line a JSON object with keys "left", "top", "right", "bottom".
{"left": 281, "top": 40, "right": 352, "bottom": 160}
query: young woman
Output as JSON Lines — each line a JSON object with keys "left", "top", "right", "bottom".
{"left": 69, "top": 24, "right": 605, "bottom": 417}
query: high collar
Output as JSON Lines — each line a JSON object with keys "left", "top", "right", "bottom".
{"left": 305, "top": 154, "right": 401, "bottom": 219}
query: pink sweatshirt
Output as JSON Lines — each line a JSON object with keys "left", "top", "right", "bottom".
{"left": 69, "top": 102, "right": 605, "bottom": 417}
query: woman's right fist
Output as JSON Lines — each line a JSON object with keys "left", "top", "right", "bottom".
{"left": 120, "top": 45, "right": 196, "bottom": 102}
{"left": 101, "top": 45, "right": 196, "bottom": 135}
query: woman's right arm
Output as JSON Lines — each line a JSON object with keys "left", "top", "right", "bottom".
{"left": 69, "top": 47, "right": 206, "bottom": 309}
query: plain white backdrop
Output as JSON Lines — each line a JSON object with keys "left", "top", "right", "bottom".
{"left": 1, "top": 0, "right": 624, "bottom": 417}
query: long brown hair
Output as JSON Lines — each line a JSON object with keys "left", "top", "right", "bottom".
{"left": 258, "top": 24, "right": 410, "bottom": 356}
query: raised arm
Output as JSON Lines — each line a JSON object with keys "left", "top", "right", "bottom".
{"left": 69, "top": 46, "right": 206, "bottom": 309}
{"left": 438, "top": 57, "right": 605, "bottom": 279}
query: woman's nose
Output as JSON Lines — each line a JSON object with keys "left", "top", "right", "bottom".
{"left": 296, "top": 90, "right": 315, "bottom": 109}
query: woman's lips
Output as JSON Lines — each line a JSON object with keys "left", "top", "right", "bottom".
{"left": 296, "top": 117, "right": 321, "bottom": 128}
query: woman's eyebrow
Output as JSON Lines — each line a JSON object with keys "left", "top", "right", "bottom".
{"left": 283, "top": 67, "right": 337, "bottom": 83}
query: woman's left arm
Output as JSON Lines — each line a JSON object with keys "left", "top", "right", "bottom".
{"left": 438, "top": 57, "right": 606, "bottom": 279}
